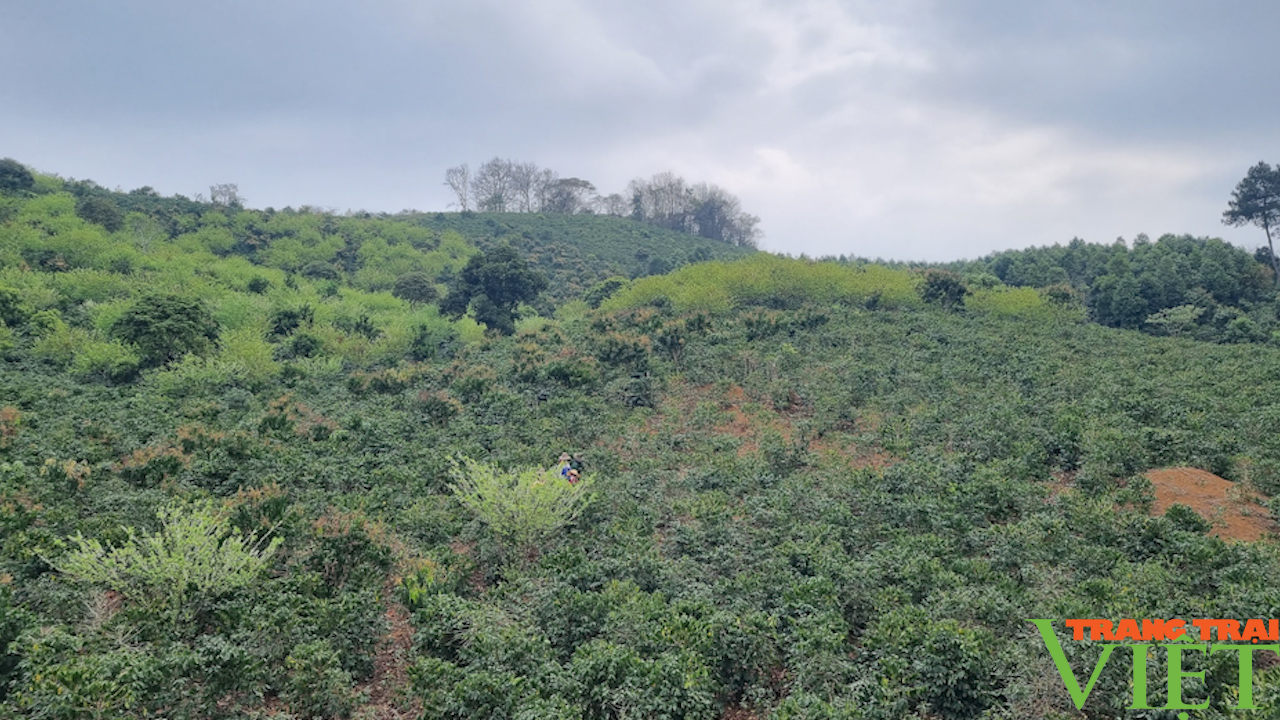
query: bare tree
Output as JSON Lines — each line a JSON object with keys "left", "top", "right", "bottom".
{"left": 534, "top": 168, "right": 558, "bottom": 212}
{"left": 596, "top": 193, "right": 629, "bottom": 217}
{"left": 509, "top": 162, "right": 545, "bottom": 213}
{"left": 471, "top": 157, "right": 516, "bottom": 212}
{"left": 628, "top": 172, "right": 691, "bottom": 231}
{"left": 445, "top": 164, "right": 472, "bottom": 211}
{"left": 209, "top": 183, "right": 243, "bottom": 209}
{"left": 691, "top": 183, "right": 760, "bottom": 248}
{"left": 542, "top": 178, "right": 598, "bottom": 214}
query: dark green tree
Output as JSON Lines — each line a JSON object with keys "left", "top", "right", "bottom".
{"left": 392, "top": 272, "right": 440, "bottom": 305}
{"left": 584, "top": 277, "right": 629, "bottom": 308}
{"left": 1223, "top": 161, "right": 1280, "bottom": 285}
{"left": 919, "top": 269, "right": 968, "bottom": 309}
{"left": 111, "top": 294, "right": 220, "bottom": 367}
{"left": 0, "top": 159, "right": 34, "bottom": 194}
{"left": 441, "top": 245, "right": 547, "bottom": 335}
{"left": 75, "top": 196, "right": 125, "bottom": 232}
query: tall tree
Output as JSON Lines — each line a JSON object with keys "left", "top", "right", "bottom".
{"left": 471, "top": 157, "right": 515, "bottom": 212}
{"left": 444, "top": 164, "right": 472, "bottom": 211}
{"left": 541, "top": 178, "right": 597, "bottom": 214}
{"left": 509, "top": 162, "right": 545, "bottom": 213}
{"left": 441, "top": 244, "right": 547, "bottom": 335}
{"left": 1223, "top": 161, "right": 1280, "bottom": 285}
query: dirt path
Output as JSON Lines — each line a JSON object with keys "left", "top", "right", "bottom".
{"left": 356, "top": 588, "right": 422, "bottom": 720}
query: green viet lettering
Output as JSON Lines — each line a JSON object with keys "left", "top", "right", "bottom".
{"left": 1030, "top": 619, "right": 1121, "bottom": 710}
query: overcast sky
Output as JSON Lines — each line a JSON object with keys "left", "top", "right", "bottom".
{"left": 3, "top": 1, "right": 1277, "bottom": 261}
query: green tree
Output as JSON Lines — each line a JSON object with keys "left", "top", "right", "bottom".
{"left": 448, "top": 456, "right": 592, "bottom": 562}
{"left": 919, "top": 269, "right": 968, "bottom": 309}
{"left": 392, "top": 272, "right": 440, "bottom": 305}
{"left": 0, "top": 159, "right": 33, "bottom": 194}
{"left": 75, "top": 195, "right": 125, "bottom": 232}
{"left": 111, "top": 293, "right": 220, "bottom": 367}
{"left": 584, "top": 276, "right": 629, "bottom": 308}
{"left": 1223, "top": 161, "right": 1280, "bottom": 285}
{"left": 441, "top": 244, "right": 547, "bottom": 335}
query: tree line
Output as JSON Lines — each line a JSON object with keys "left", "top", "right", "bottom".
{"left": 444, "top": 157, "right": 760, "bottom": 248}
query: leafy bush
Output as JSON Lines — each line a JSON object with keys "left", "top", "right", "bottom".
{"left": 54, "top": 502, "right": 282, "bottom": 628}
{"left": 1164, "top": 503, "right": 1212, "bottom": 534}
{"left": 0, "top": 159, "right": 33, "bottom": 194}
{"left": 919, "top": 268, "right": 968, "bottom": 308}
{"left": 283, "top": 640, "right": 358, "bottom": 719}
{"left": 449, "top": 457, "right": 593, "bottom": 560}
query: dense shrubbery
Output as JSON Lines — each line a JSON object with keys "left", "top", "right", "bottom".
{"left": 604, "top": 254, "right": 923, "bottom": 313}
{"left": 4, "top": 165, "right": 1280, "bottom": 718}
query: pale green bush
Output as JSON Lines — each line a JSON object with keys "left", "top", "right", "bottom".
{"left": 449, "top": 457, "right": 593, "bottom": 560}
{"left": 55, "top": 501, "right": 282, "bottom": 628}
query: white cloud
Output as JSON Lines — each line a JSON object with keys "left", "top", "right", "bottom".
{"left": 2, "top": 1, "right": 1275, "bottom": 259}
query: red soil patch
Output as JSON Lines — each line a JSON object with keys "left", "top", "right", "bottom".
{"left": 637, "top": 380, "right": 896, "bottom": 470}
{"left": 809, "top": 437, "right": 896, "bottom": 471}
{"left": 1145, "top": 467, "right": 1274, "bottom": 542}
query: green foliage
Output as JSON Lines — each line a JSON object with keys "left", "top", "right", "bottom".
{"left": 584, "top": 276, "right": 629, "bottom": 308}
{"left": 965, "top": 286, "right": 1060, "bottom": 320}
{"left": 54, "top": 502, "right": 282, "bottom": 626}
{"left": 111, "top": 293, "right": 220, "bottom": 367}
{"left": 0, "top": 159, "right": 33, "bottom": 194}
{"left": 393, "top": 271, "right": 441, "bottom": 304}
{"left": 0, "top": 287, "right": 28, "bottom": 327}
{"left": 975, "top": 233, "right": 1275, "bottom": 342}
{"left": 449, "top": 457, "right": 593, "bottom": 559}
{"left": 604, "top": 254, "right": 920, "bottom": 313}
{"left": 283, "top": 640, "right": 358, "bottom": 719}
{"left": 75, "top": 195, "right": 125, "bottom": 232}
{"left": 442, "top": 244, "right": 548, "bottom": 335}
{"left": 919, "top": 268, "right": 968, "bottom": 308}
{"left": 1164, "top": 503, "right": 1213, "bottom": 534}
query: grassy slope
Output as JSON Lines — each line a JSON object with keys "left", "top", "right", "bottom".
{"left": 3, "top": 175, "right": 1280, "bottom": 718}
{"left": 5, "top": 282, "right": 1280, "bottom": 717}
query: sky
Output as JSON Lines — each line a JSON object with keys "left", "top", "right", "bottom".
{"left": 3, "top": 0, "right": 1278, "bottom": 261}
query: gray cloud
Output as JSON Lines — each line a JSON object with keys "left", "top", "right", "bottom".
{"left": 1, "top": 1, "right": 1274, "bottom": 259}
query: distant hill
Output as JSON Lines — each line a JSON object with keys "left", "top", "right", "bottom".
{"left": 24, "top": 168, "right": 754, "bottom": 306}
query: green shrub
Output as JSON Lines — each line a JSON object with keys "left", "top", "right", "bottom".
{"left": 919, "top": 269, "right": 967, "bottom": 308}
{"left": 449, "top": 457, "right": 593, "bottom": 561}
{"left": 965, "top": 286, "right": 1056, "bottom": 319}
{"left": 54, "top": 501, "right": 282, "bottom": 629}
{"left": 1164, "top": 503, "right": 1212, "bottom": 534}
{"left": 283, "top": 640, "right": 358, "bottom": 719}
{"left": 603, "top": 254, "right": 920, "bottom": 313}
{"left": 0, "top": 159, "right": 33, "bottom": 194}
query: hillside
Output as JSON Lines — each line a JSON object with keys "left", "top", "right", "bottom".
{"left": 3, "top": 168, "right": 1280, "bottom": 718}
{"left": 1, "top": 166, "right": 751, "bottom": 310}
{"left": 403, "top": 211, "right": 753, "bottom": 303}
